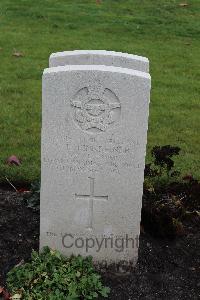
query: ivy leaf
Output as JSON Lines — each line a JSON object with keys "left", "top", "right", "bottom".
{"left": 100, "top": 287, "right": 110, "bottom": 297}
{"left": 76, "top": 271, "right": 81, "bottom": 277}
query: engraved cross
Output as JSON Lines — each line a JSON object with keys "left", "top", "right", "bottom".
{"left": 75, "top": 177, "right": 108, "bottom": 230}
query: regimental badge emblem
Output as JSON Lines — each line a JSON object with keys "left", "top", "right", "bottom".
{"left": 71, "top": 84, "right": 121, "bottom": 133}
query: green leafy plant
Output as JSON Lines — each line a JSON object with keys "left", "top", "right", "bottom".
{"left": 142, "top": 145, "right": 200, "bottom": 238}
{"left": 145, "top": 145, "right": 181, "bottom": 178}
{"left": 23, "top": 181, "right": 40, "bottom": 211}
{"left": 144, "top": 145, "right": 181, "bottom": 190}
{"left": 7, "top": 247, "right": 110, "bottom": 300}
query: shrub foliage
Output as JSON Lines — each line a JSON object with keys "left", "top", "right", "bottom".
{"left": 7, "top": 247, "right": 110, "bottom": 300}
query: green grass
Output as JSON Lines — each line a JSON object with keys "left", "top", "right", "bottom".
{"left": 0, "top": 0, "right": 199, "bottom": 185}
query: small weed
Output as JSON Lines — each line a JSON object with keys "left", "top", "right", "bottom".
{"left": 7, "top": 247, "right": 110, "bottom": 300}
{"left": 145, "top": 145, "right": 181, "bottom": 186}
{"left": 143, "top": 145, "right": 200, "bottom": 238}
{"left": 23, "top": 181, "right": 40, "bottom": 211}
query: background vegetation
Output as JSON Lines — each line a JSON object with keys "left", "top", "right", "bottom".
{"left": 0, "top": 0, "right": 199, "bottom": 184}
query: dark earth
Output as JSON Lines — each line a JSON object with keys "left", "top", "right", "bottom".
{"left": 0, "top": 188, "right": 199, "bottom": 299}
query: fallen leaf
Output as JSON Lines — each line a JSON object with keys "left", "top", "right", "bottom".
{"left": 11, "top": 294, "right": 22, "bottom": 300}
{"left": 17, "top": 188, "right": 30, "bottom": 193}
{"left": 96, "top": 0, "right": 101, "bottom": 4}
{"left": 6, "top": 155, "right": 21, "bottom": 166}
{"left": 179, "top": 3, "right": 189, "bottom": 7}
{"left": 12, "top": 51, "right": 24, "bottom": 58}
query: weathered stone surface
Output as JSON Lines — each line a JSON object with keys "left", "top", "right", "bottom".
{"left": 40, "top": 64, "right": 151, "bottom": 266}
{"left": 49, "top": 50, "right": 149, "bottom": 73}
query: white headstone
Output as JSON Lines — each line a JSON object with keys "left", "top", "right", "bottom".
{"left": 49, "top": 50, "right": 149, "bottom": 73}
{"left": 41, "top": 60, "right": 151, "bottom": 268}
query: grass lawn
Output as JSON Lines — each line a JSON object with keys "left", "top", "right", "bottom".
{"left": 0, "top": 0, "right": 199, "bottom": 185}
